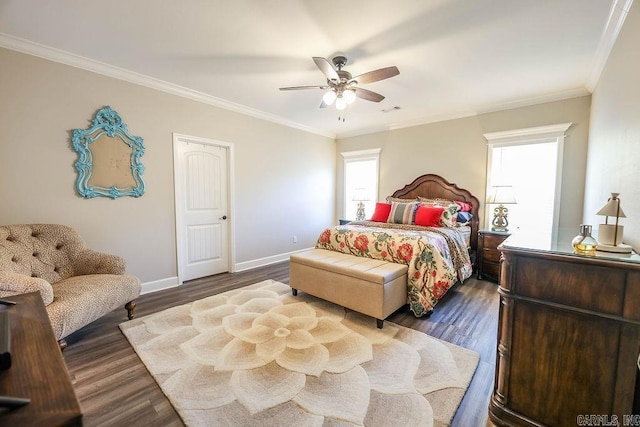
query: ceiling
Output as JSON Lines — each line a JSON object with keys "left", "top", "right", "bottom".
{"left": 0, "top": 0, "right": 628, "bottom": 139}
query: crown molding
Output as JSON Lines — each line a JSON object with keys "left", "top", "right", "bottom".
{"left": 0, "top": 33, "right": 335, "bottom": 140}
{"left": 340, "top": 148, "right": 381, "bottom": 158}
{"left": 585, "top": 0, "right": 634, "bottom": 91}
{"left": 335, "top": 87, "right": 589, "bottom": 140}
{"left": 474, "top": 87, "right": 591, "bottom": 116}
{"left": 483, "top": 122, "right": 572, "bottom": 145}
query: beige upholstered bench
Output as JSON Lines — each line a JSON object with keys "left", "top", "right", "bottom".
{"left": 289, "top": 248, "right": 408, "bottom": 328}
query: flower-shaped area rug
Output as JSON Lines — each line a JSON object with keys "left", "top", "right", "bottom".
{"left": 120, "top": 280, "right": 479, "bottom": 426}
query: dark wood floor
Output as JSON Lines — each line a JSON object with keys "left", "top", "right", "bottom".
{"left": 62, "top": 261, "right": 499, "bottom": 427}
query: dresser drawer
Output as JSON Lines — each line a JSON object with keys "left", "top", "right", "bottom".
{"left": 482, "top": 261, "right": 501, "bottom": 279}
{"left": 482, "top": 248, "right": 502, "bottom": 263}
{"left": 513, "top": 256, "right": 625, "bottom": 315}
{"left": 482, "top": 234, "right": 507, "bottom": 248}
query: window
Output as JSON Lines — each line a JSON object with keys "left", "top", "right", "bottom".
{"left": 341, "top": 149, "right": 380, "bottom": 221}
{"left": 484, "top": 123, "right": 571, "bottom": 240}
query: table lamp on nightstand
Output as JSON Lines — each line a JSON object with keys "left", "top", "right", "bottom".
{"left": 596, "top": 192, "right": 632, "bottom": 254}
{"left": 486, "top": 185, "right": 517, "bottom": 232}
{"left": 353, "top": 188, "right": 369, "bottom": 221}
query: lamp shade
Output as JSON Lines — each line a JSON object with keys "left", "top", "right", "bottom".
{"left": 486, "top": 185, "right": 517, "bottom": 204}
{"left": 352, "top": 188, "right": 369, "bottom": 202}
{"left": 596, "top": 193, "right": 626, "bottom": 218}
{"left": 595, "top": 192, "right": 632, "bottom": 253}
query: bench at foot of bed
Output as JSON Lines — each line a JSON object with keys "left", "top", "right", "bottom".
{"left": 289, "top": 248, "right": 408, "bottom": 328}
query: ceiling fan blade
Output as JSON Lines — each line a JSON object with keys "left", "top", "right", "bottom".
{"left": 312, "top": 57, "right": 339, "bottom": 81}
{"left": 320, "top": 101, "right": 330, "bottom": 109}
{"left": 352, "top": 66, "right": 399, "bottom": 85}
{"left": 279, "top": 85, "right": 328, "bottom": 91}
{"left": 354, "top": 87, "right": 385, "bottom": 102}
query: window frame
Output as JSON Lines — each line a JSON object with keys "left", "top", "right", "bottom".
{"left": 340, "top": 148, "right": 381, "bottom": 220}
{"left": 483, "top": 123, "right": 571, "bottom": 237}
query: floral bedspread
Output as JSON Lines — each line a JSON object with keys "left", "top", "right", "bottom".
{"left": 316, "top": 222, "right": 472, "bottom": 317}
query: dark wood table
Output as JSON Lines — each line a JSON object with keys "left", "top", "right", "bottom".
{"left": 0, "top": 292, "right": 82, "bottom": 425}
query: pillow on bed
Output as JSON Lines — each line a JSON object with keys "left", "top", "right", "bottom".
{"left": 414, "top": 205, "right": 445, "bottom": 227}
{"left": 419, "top": 198, "right": 472, "bottom": 214}
{"left": 370, "top": 202, "right": 392, "bottom": 222}
{"left": 455, "top": 200, "right": 473, "bottom": 212}
{"left": 386, "top": 196, "right": 418, "bottom": 203}
{"left": 387, "top": 201, "right": 420, "bottom": 225}
{"left": 415, "top": 199, "right": 460, "bottom": 227}
{"left": 439, "top": 203, "right": 460, "bottom": 227}
{"left": 456, "top": 211, "right": 473, "bottom": 225}
{"left": 417, "top": 197, "right": 455, "bottom": 205}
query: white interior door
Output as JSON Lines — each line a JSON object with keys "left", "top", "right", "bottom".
{"left": 174, "top": 135, "right": 230, "bottom": 282}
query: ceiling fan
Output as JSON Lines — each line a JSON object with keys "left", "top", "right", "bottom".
{"left": 279, "top": 56, "right": 400, "bottom": 110}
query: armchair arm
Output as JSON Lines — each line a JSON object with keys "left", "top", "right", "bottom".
{"left": 73, "top": 249, "right": 127, "bottom": 276}
{"left": 0, "top": 271, "right": 54, "bottom": 305}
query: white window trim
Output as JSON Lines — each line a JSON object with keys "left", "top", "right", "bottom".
{"left": 340, "top": 148, "right": 381, "bottom": 220}
{"left": 483, "top": 123, "right": 571, "bottom": 236}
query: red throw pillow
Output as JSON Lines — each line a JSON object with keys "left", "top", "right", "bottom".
{"left": 370, "top": 203, "right": 392, "bottom": 222}
{"left": 414, "top": 205, "right": 444, "bottom": 227}
{"left": 455, "top": 200, "right": 472, "bottom": 212}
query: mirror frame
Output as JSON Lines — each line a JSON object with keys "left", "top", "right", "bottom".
{"left": 71, "top": 106, "right": 145, "bottom": 199}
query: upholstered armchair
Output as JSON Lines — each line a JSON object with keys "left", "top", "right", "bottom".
{"left": 0, "top": 224, "right": 141, "bottom": 349}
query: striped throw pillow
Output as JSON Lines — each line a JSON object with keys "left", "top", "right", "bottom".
{"left": 387, "top": 201, "right": 420, "bottom": 225}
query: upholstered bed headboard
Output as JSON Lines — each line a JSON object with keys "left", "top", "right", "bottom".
{"left": 390, "top": 174, "right": 480, "bottom": 250}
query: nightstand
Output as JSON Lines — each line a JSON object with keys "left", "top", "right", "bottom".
{"left": 477, "top": 229, "right": 510, "bottom": 283}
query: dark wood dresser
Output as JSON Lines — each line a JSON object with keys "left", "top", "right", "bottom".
{"left": 477, "top": 229, "right": 510, "bottom": 283}
{"left": 0, "top": 292, "right": 82, "bottom": 425}
{"left": 489, "top": 232, "right": 640, "bottom": 426}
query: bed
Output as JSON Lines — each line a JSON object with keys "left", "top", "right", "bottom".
{"left": 315, "top": 174, "right": 480, "bottom": 317}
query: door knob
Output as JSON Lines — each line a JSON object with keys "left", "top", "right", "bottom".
{"left": 220, "top": 215, "right": 227, "bottom": 220}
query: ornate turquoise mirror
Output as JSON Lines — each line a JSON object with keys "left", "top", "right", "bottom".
{"left": 72, "top": 106, "right": 145, "bottom": 199}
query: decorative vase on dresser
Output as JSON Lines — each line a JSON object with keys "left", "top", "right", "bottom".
{"left": 489, "top": 231, "right": 640, "bottom": 426}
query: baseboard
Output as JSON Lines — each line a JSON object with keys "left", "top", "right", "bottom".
{"left": 234, "top": 247, "right": 314, "bottom": 272}
{"left": 141, "top": 249, "right": 312, "bottom": 293}
{"left": 141, "top": 276, "right": 180, "bottom": 295}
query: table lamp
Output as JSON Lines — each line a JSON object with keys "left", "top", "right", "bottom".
{"left": 487, "top": 185, "right": 517, "bottom": 232}
{"left": 596, "top": 192, "right": 632, "bottom": 253}
{"left": 353, "top": 188, "right": 369, "bottom": 221}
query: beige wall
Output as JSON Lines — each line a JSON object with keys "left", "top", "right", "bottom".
{"left": 584, "top": 1, "right": 640, "bottom": 251}
{"left": 336, "top": 96, "right": 591, "bottom": 230}
{"left": 0, "top": 48, "right": 336, "bottom": 286}
{"left": 5, "top": 7, "right": 634, "bottom": 289}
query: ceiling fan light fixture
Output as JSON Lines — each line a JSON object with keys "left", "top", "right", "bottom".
{"left": 343, "top": 89, "right": 356, "bottom": 104}
{"left": 322, "top": 90, "right": 337, "bottom": 106}
{"left": 280, "top": 56, "right": 399, "bottom": 111}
